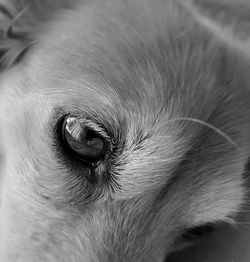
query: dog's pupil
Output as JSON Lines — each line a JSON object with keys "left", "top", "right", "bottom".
{"left": 85, "top": 130, "right": 104, "bottom": 152}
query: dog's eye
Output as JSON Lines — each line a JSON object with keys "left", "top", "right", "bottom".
{"left": 62, "top": 116, "right": 107, "bottom": 164}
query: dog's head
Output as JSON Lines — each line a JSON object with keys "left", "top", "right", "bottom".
{"left": 0, "top": 0, "right": 249, "bottom": 261}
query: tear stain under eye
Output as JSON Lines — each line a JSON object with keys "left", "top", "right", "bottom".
{"left": 242, "top": 157, "right": 250, "bottom": 180}
{"left": 86, "top": 167, "right": 99, "bottom": 185}
{"left": 50, "top": 113, "right": 117, "bottom": 202}
{"left": 49, "top": 108, "right": 129, "bottom": 202}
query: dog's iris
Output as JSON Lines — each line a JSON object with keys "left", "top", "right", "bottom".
{"left": 62, "top": 116, "right": 106, "bottom": 164}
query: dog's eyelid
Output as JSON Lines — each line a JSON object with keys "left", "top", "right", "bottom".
{"left": 67, "top": 115, "right": 111, "bottom": 141}
{"left": 69, "top": 117, "right": 112, "bottom": 150}
{"left": 54, "top": 109, "right": 111, "bottom": 137}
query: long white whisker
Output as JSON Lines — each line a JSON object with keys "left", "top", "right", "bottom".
{"left": 165, "top": 117, "right": 237, "bottom": 148}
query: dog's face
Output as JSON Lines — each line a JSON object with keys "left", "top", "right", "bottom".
{"left": 0, "top": 0, "right": 249, "bottom": 261}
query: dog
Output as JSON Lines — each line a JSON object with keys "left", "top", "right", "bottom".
{"left": 0, "top": 0, "right": 249, "bottom": 261}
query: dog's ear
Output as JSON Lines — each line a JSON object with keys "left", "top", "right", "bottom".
{"left": 0, "top": 0, "right": 72, "bottom": 70}
{"left": 180, "top": 0, "right": 250, "bottom": 57}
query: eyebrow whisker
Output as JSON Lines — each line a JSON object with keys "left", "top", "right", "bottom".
{"left": 165, "top": 117, "right": 238, "bottom": 148}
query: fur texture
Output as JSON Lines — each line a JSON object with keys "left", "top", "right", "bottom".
{"left": 0, "top": 0, "right": 249, "bottom": 261}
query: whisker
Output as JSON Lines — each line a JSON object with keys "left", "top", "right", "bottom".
{"left": 236, "top": 221, "right": 250, "bottom": 224}
{"left": 237, "top": 210, "right": 250, "bottom": 213}
{"left": 235, "top": 221, "right": 250, "bottom": 227}
{"left": 234, "top": 223, "right": 250, "bottom": 230}
{"left": 165, "top": 117, "right": 238, "bottom": 148}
